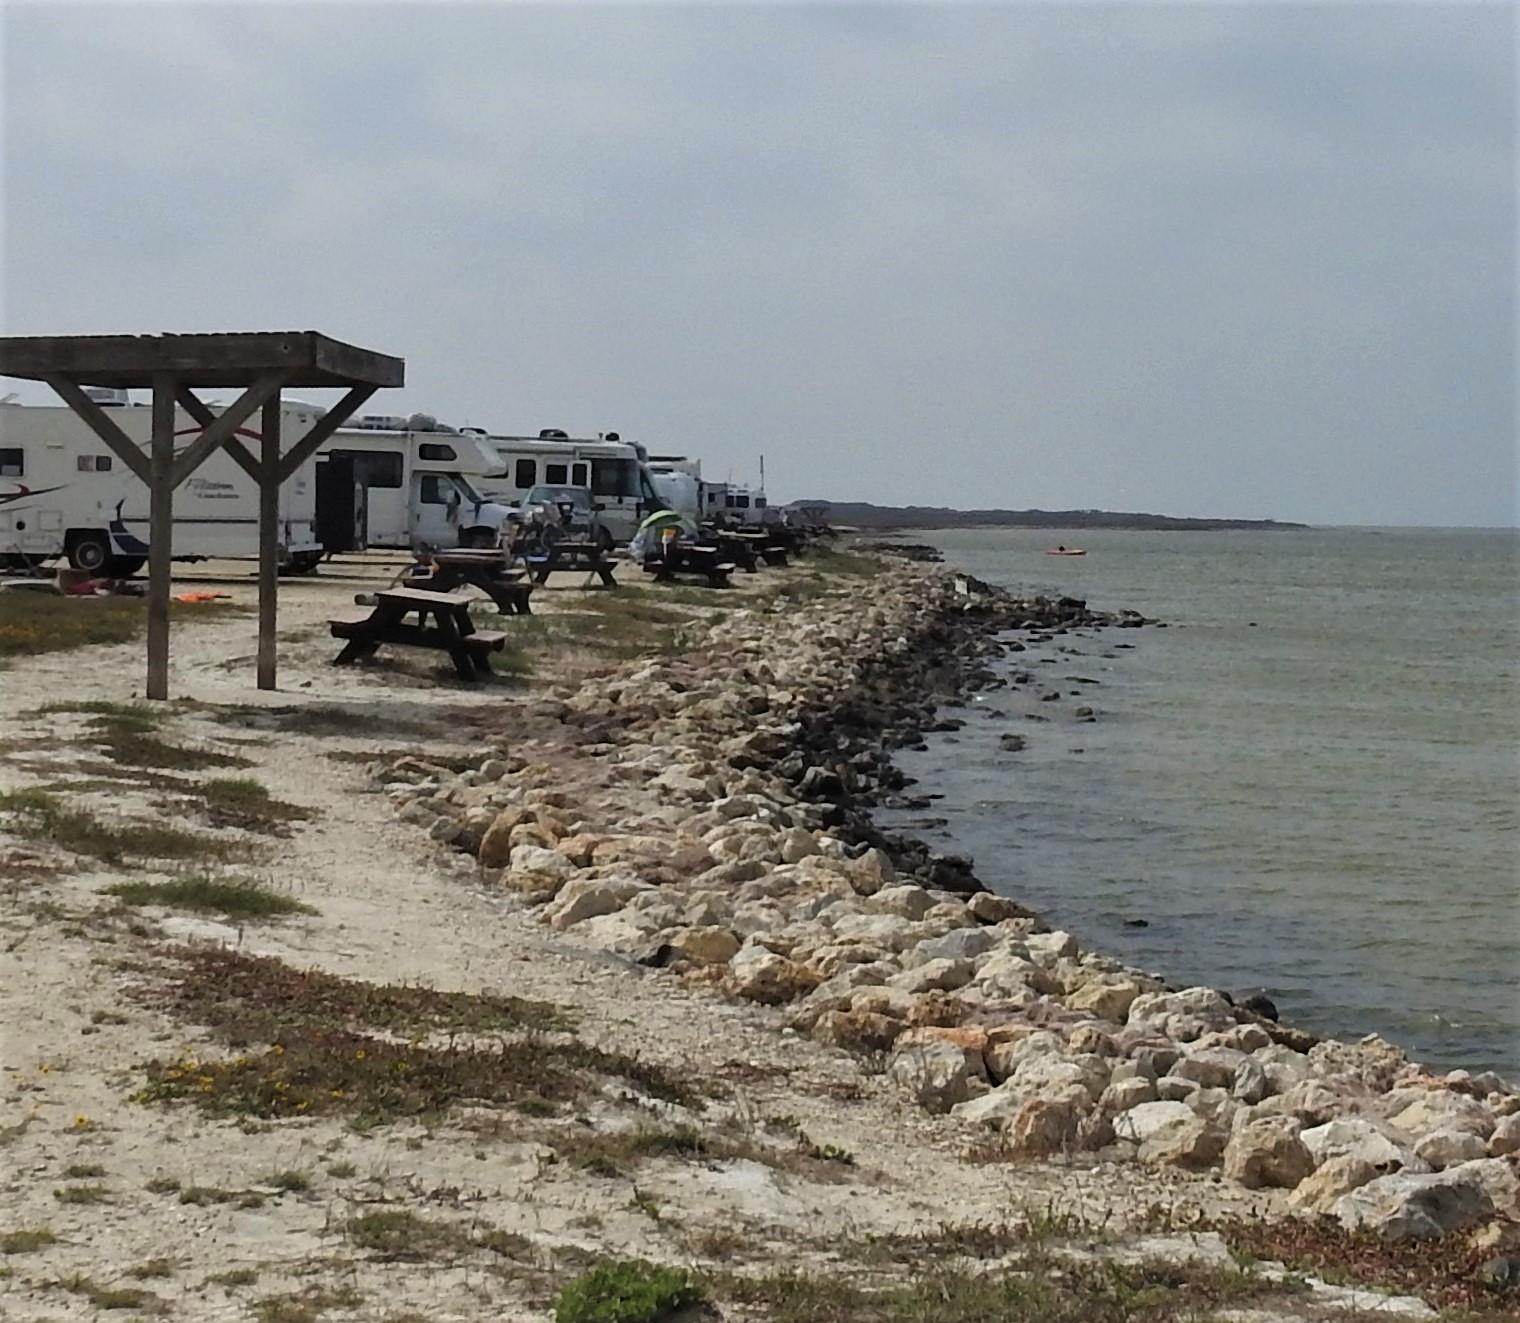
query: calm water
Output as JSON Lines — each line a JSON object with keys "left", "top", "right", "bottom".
{"left": 880, "top": 527, "right": 1520, "bottom": 1076}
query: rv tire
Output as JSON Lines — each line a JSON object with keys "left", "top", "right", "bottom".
{"left": 280, "top": 552, "right": 324, "bottom": 577}
{"left": 66, "top": 532, "right": 112, "bottom": 574}
{"left": 461, "top": 527, "right": 497, "bottom": 549}
{"left": 105, "top": 556, "right": 146, "bottom": 578}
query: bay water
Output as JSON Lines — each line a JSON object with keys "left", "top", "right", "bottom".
{"left": 878, "top": 526, "right": 1519, "bottom": 1076}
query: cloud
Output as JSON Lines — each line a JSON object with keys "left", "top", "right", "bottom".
{"left": 2, "top": 3, "right": 1513, "bottom": 523}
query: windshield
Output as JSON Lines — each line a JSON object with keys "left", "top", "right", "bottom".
{"left": 454, "top": 474, "right": 485, "bottom": 504}
{"left": 526, "top": 485, "right": 592, "bottom": 508}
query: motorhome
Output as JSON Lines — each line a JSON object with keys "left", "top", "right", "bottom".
{"left": 0, "top": 392, "right": 322, "bottom": 575}
{"left": 0, "top": 398, "right": 516, "bottom": 573}
{"left": 701, "top": 481, "right": 770, "bottom": 526}
{"left": 472, "top": 429, "right": 662, "bottom": 547}
{"left": 312, "top": 416, "right": 514, "bottom": 553}
{"left": 645, "top": 455, "right": 703, "bottom": 517}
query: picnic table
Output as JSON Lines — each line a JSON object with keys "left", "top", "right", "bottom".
{"left": 525, "top": 539, "right": 619, "bottom": 587}
{"left": 644, "top": 542, "right": 735, "bottom": 587}
{"left": 329, "top": 586, "right": 505, "bottom": 680}
{"left": 425, "top": 549, "right": 534, "bottom": 615}
{"left": 701, "top": 529, "right": 760, "bottom": 573}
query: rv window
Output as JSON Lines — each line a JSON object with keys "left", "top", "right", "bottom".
{"left": 76, "top": 454, "right": 113, "bottom": 472}
{"left": 514, "top": 458, "right": 536, "bottom": 488}
{"left": 755, "top": 497, "right": 766, "bottom": 509}
{"left": 360, "top": 453, "right": 403, "bottom": 489}
{"left": 572, "top": 463, "right": 588, "bottom": 486}
{"left": 545, "top": 463, "right": 568, "bottom": 484}
{"left": 591, "top": 458, "right": 636, "bottom": 498}
{"left": 419, "top": 475, "right": 450, "bottom": 505}
{"left": 0, "top": 448, "right": 22, "bottom": 477}
{"left": 735, "top": 495, "right": 751, "bottom": 509}
{"left": 418, "top": 443, "right": 456, "bottom": 462}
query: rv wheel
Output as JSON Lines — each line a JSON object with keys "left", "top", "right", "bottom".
{"left": 595, "top": 526, "right": 615, "bottom": 554}
{"left": 66, "top": 532, "right": 112, "bottom": 574}
{"left": 105, "top": 556, "right": 146, "bottom": 578}
{"left": 461, "top": 527, "right": 497, "bottom": 549}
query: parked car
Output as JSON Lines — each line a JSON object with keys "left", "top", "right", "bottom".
{"left": 516, "top": 484, "right": 613, "bottom": 551}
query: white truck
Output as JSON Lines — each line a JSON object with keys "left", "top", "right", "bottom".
{"left": 0, "top": 397, "right": 516, "bottom": 573}
{"left": 0, "top": 392, "right": 323, "bottom": 575}
{"left": 472, "top": 429, "right": 663, "bottom": 548}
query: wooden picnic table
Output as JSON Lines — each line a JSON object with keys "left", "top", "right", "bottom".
{"left": 426, "top": 549, "right": 535, "bottom": 614}
{"left": 700, "top": 529, "right": 760, "bottom": 573}
{"left": 644, "top": 542, "right": 735, "bottom": 587}
{"left": 329, "top": 586, "right": 505, "bottom": 680}
{"left": 526, "top": 539, "right": 619, "bottom": 587}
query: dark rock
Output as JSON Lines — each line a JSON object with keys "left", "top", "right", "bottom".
{"left": 1236, "top": 991, "right": 1280, "bottom": 1022}
{"left": 1124, "top": 918, "right": 1150, "bottom": 928}
{"left": 1476, "top": 1255, "right": 1520, "bottom": 1292}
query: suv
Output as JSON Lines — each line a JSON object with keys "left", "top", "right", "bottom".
{"left": 517, "top": 484, "right": 613, "bottom": 550}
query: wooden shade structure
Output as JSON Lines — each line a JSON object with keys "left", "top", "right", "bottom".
{"left": 0, "top": 331, "right": 404, "bottom": 698}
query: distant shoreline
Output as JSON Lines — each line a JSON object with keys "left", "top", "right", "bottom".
{"left": 798, "top": 502, "right": 1308, "bottom": 532}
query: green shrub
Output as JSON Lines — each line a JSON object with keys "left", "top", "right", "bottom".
{"left": 554, "top": 1259, "right": 705, "bottom": 1323}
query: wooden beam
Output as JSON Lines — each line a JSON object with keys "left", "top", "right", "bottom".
{"left": 173, "top": 385, "right": 262, "bottom": 481}
{"left": 42, "top": 375, "right": 150, "bottom": 483}
{"left": 169, "top": 369, "right": 296, "bottom": 488}
{"left": 257, "top": 398, "right": 281, "bottom": 691}
{"left": 3, "top": 331, "right": 404, "bottom": 390}
{"left": 146, "top": 373, "right": 176, "bottom": 701}
{"left": 275, "top": 385, "right": 379, "bottom": 481}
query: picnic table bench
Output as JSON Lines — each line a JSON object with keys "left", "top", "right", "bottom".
{"left": 525, "top": 539, "right": 619, "bottom": 587}
{"left": 644, "top": 542, "right": 735, "bottom": 587}
{"left": 701, "top": 529, "right": 760, "bottom": 573}
{"left": 329, "top": 586, "right": 505, "bottom": 680}
{"left": 425, "top": 549, "right": 535, "bottom": 614}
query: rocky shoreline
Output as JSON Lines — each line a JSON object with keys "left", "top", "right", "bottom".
{"left": 382, "top": 552, "right": 1520, "bottom": 1255}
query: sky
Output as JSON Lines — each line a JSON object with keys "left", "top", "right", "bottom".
{"left": 2, "top": 2, "right": 1515, "bottom": 525}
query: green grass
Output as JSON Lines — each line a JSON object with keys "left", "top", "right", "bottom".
{"left": 1, "top": 1227, "right": 57, "bottom": 1254}
{"left": 55, "top": 1272, "right": 158, "bottom": 1310}
{"left": 0, "top": 597, "right": 243, "bottom": 660}
{"left": 251, "top": 1282, "right": 363, "bottom": 1322}
{"left": 0, "top": 788, "right": 256, "bottom": 865}
{"left": 554, "top": 1259, "right": 705, "bottom": 1323}
{"left": 192, "top": 778, "right": 311, "bottom": 831}
{"left": 103, "top": 875, "right": 315, "bottom": 920}
{"left": 37, "top": 700, "right": 165, "bottom": 731}
{"left": 53, "top": 1183, "right": 112, "bottom": 1204}
{"left": 62, "top": 1162, "right": 107, "bottom": 1179}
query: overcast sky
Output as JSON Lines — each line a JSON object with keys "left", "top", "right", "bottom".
{"left": 3, "top": 3, "right": 1514, "bottom": 524}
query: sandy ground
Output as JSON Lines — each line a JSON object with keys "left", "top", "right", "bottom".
{"left": 0, "top": 555, "right": 1421, "bottom": 1321}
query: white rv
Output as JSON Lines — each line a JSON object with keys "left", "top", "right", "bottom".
{"left": 312, "top": 416, "right": 514, "bottom": 553}
{"left": 701, "top": 481, "right": 770, "bottom": 526}
{"left": 0, "top": 399, "right": 516, "bottom": 574}
{"left": 473, "top": 429, "right": 662, "bottom": 547}
{"left": 0, "top": 393, "right": 322, "bottom": 575}
{"left": 646, "top": 455, "right": 703, "bottom": 517}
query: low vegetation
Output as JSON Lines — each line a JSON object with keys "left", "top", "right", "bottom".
{"left": 132, "top": 948, "right": 697, "bottom": 1125}
{"left": 104, "top": 875, "right": 316, "bottom": 920}
{"left": 0, "top": 788, "right": 255, "bottom": 865}
{"left": 0, "top": 596, "right": 242, "bottom": 661}
{"left": 553, "top": 1259, "right": 705, "bottom": 1323}
{"left": 191, "top": 777, "right": 312, "bottom": 831}
{"left": 1, "top": 1227, "right": 57, "bottom": 1255}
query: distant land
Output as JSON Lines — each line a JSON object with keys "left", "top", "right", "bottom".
{"left": 793, "top": 502, "right": 1309, "bottom": 532}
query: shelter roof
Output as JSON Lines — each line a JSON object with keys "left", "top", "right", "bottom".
{"left": 0, "top": 331, "right": 404, "bottom": 389}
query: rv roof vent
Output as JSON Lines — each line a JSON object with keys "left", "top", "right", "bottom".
{"left": 459, "top": 426, "right": 486, "bottom": 436}
{"left": 539, "top": 428, "right": 569, "bottom": 440}
{"left": 605, "top": 431, "right": 620, "bottom": 442}
{"left": 83, "top": 386, "right": 130, "bottom": 408}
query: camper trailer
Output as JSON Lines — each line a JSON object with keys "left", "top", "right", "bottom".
{"left": 646, "top": 455, "right": 703, "bottom": 517}
{"left": 474, "top": 430, "right": 662, "bottom": 547}
{"left": 0, "top": 393, "right": 322, "bottom": 574}
{"left": 313, "top": 418, "right": 514, "bottom": 553}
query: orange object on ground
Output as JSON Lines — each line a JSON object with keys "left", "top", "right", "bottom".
{"left": 172, "top": 591, "right": 230, "bottom": 603}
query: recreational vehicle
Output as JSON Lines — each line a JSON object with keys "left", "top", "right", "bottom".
{"left": 0, "top": 394, "right": 322, "bottom": 575}
{"left": 646, "top": 455, "right": 703, "bottom": 517}
{"left": 473, "top": 430, "right": 662, "bottom": 548}
{"left": 312, "top": 418, "right": 514, "bottom": 553}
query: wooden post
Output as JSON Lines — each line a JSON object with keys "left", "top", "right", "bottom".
{"left": 257, "top": 396, "right": 281, "bottom": 690}
{"left": 146, "top": 372, "right": 176, "bottom": 700}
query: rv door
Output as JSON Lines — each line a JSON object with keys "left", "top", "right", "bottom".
{"left": 413, "top": 472, "right": 461, "bottom": 550}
